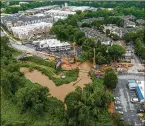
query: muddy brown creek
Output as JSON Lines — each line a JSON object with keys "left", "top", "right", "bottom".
{"left": 20, "top": 68, "right": 92, "bottom": 102}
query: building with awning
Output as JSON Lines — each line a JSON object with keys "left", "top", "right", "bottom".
{"left": 136, "top": 81, "right": 144, "bottom": 103}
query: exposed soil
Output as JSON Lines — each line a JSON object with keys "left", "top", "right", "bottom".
{"left": 61, "top": 58, "right": 92, "bottom": 71}
{"left": 20, "top": 62, "right": 92, "bottom": 102}
{"left": 108, "top": 101, "right": 115, "bottom": 113}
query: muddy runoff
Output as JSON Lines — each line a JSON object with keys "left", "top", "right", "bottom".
{"left": 20, "top": 67, "right": 92, "bottom": 102}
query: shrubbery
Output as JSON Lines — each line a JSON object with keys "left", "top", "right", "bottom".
{"left": 22, "top": 56, "right": 56, "bottom": 68}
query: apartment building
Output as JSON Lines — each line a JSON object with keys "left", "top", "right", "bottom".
{"left": 11, "top": 22, "right": 53, "bottom": 40}
{"left": 34, "top": 39, "right": 71, "bottom": 51}
{"left": 1, "top": 13, "right": 53, "bottom": 31}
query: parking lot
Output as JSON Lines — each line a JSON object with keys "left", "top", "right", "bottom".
{"left": 114, "top": 77, "right": 144, "bottom": 126}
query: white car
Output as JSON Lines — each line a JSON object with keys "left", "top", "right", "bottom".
{"left": 117, "top": 111, "right": 123, "bottom": 115}
{"left": 114, "top": 97, "right": 120, "bottom": 100}
{"left": 130, "top": 98, "right": 139, "bottom": 103}
{"left": 115, "top": 101, "right": 121, "bottom": 104}
{"left": 115, "top": 106, "right": 122, "bottom": 110}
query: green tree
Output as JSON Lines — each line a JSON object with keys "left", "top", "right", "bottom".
{"left": 16, "top": 86, "right": 50, "bottom": 115}
{"left": 106, "top": 29, "right": 110, "bottom": 37}
{"left": 81, "top": 23, "right": 92, "bottom": 28}
{"left": 111, "top": 33, "right": 119, "bottom": 41}
{"left": 65, "top": 82, "right": 113, "bottom": 126}
{"left": 82, "top": 38, "right": 95, "bottom": 60}
{"left": 108, "top": 44, "right": 125, "bottom": 61}
{"left": 103, "top": 68, "right": 118, "bottom": 89}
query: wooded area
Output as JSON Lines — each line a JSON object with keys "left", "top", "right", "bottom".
{"left": 1, "top": 36, "right": 130, "bottom": 125}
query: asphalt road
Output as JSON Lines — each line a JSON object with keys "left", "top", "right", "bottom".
{"left": 114, "top": 76, "right": 145, "bottom": 126}
{"left": 126, "top": 44, "right": 144, "bottom": 74}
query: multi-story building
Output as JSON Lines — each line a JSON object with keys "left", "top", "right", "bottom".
{"left": 33, "top": 39, "right": 71, "bottom": 51}
{"left": 11, "top": 22, "right": 53, "bottom": 40}
{"left": 1, "top": 13, "right": 53, "bottom": 31}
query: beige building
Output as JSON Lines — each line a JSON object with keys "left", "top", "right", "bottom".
{"left": 11, "top": 22, "right": 53, "bottom": 40}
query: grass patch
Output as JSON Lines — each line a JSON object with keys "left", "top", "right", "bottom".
{"left": 77, "top": 55, "right": 87, "bottom": 62}
{"left": 22, "top": 56, "right": 56, "bottom": 68}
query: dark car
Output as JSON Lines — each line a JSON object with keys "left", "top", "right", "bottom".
{"left": 137, "top": 109, "right": 145, "bottom": 113}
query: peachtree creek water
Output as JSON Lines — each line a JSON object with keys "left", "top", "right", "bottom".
{"left": 20, "top": 66, "right": 92, "bottom": 102}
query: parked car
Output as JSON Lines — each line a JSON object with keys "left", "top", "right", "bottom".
{"left": 114, "top": 97, "right": 120, "bottom": 100}
{"left": 117, "top": 111, "right": 123, "bottom": 115}
{"left": 137, "top": 109, "right": 145, "bottom": 113}
{"left": 115, "top": 101, "right": 121, "bottom": 104}
{"left": 116, "top": 106, "right": 123, "bottom": 110}
{"left": 130, "top": 98, "right": 139, "bottom": 103}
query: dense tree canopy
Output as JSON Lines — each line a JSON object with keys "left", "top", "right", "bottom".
{"left": 108, "top": 44, "right": 125, "bottom": 60}
{"left": 51, "top": 21, "right": 86, "bottom": 45}
{"left": 16, "top": 86, "right": 50, "bottom": 115}
{"left": 103, "top": 68, "right": 118, "bottom": 89}
{"left": 65, "top": 81, "right": 113, "bottom": 126}
{"left": 1, "top": 36, "right": 66, "bottom": 125}
{"left": 69, "top": 1, "right": 144, "bottom": 8}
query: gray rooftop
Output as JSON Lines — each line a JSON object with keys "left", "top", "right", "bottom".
{"left": 1, "top": 13, "right": 51, "bottom": 24}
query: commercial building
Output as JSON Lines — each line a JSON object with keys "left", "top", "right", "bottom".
{"left": 128, "top": 79, "right": 145, "bottom": 102}
{"left": 136, "top": 80, "right": 144, "bottom": 103}
{"left": 11, "top": 22, "right": 53, "bottom": 40}
{"left": 33, "top": 39, "right": 71, "bottom": 51}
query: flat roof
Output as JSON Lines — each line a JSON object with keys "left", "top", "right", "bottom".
{"left": 11, "top": 22, "right": 52, "bottom": 35}
{"left": 128, "top": 83, "right": 138, "bottom": 88}
{"left": 136, "top": 86, "right": 144, "bottom": 100}
{"left": 45, "top": 10, "right": 76, "bottom": 15}
{"left": 128, "top": 79, "right": 136, "bottom": 83}
{"left": 137, "top": 81, "right": 144, "bottom": 99}
{"left": 38, "top": 39, "right": 71, "bottom": 47}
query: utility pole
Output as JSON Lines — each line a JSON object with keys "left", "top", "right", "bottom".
{"left": 72, "top": 42, "right": 76, "bottom": 63}
{"left": 93, "top": 48, "right": 96, "bottom": 69}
